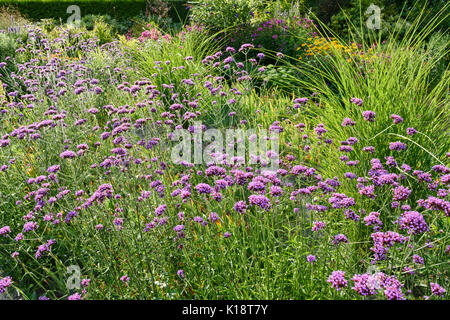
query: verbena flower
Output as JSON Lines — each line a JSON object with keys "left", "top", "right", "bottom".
{"left": 362, "top": 110, "right": 375, "bottom": 121}
{"left": 430, "top": 283, "right": 446, "bottom": 297}
{"left": 248, "top": 195, "right": 271, "bottom": 210}
{"left": 327, "top": 271, "right": 348, "bottom": 291}
{"left": 0, "top": 276, "right": 13, "bottom": 294}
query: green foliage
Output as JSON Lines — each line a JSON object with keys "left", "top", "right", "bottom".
{"left": 314, "top": 0, "right": 449, "bottom": 42}
{"left": 189, "top": 0, "right": 265, "bottom": 30}
{"left": 80, "top": 14, "right": 128, "bottom": 34}
{"left": 258, "top": 0, "right": 307, "bottom": 22}
{"left": 275, "top": 3, "right": 450, "bottom": 195}
{"left": 0, "top": 0, "right": 189, "bottom": 25}
{"left": 228, "top": 17, "right": 314, "bottom": 65}
{"left": 92, "top": 18, "right": 114, "bottom": 45}
{"left": 0, "top": 32, "right": 18, "bottom": 61}
{"left": 425, "top": 30, "right": 450, "bottom": 87}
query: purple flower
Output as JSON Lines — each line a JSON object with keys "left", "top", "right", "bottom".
{"left": 195, "top": 183, "right": 213, "bottom": 194}
{"left": 406, "top": 128, "right": 417, "bottom": 135}
{"left": 430, "top": 283, "right": 446, "bottom": 297}
{"left": 419, "top": 196, "right": 449, "bottom": 216}
{"left": 60, "top": 150, "right": 76, "bottom": 159}
{"left": 81, "top": 279, "right": 91, "bottom": 288}
{"left": 67, "top": 293, "right": 82, "bottom": 300}
{"left": 205, "top": 165, "right": 226, "bottom": 177}
{"left": 358, "top": 185, "right": 376, "bottom": 199}
{"left": 233, "top": 201, "right": 247, "bottom": 214}
{"left": 329, "top": 193, "right": 355, "bottom": 209}
{"left": 341, "top": 118, "right": 356, "bottom": 126}
{"left": 362, "top": 110, "right": 375, "bottom": 121}
{"left": 364, "top": 212, "right": 383, "bottom": 231}
{"left": 412, "top": 254, "right": 424, "bottom": 264}
{"left": 269, "top": 185, "right": 283, "bottom": 197}
{"left": 0, "top": 276, "right": 13, "bottom": 294}
{"left": 392, "top": 185, "right": 411, "bottom": 201}
{"left": 363, "top": 146, "right": 375, "bottom": 153}
{"left": 397, "top": 211, "right": 429, "bottom": 235}
{"left": 35, "top": 239, "right": 55, "bottom": 258}
{"left": 351, "top": 273, "right": 383, "bottom": 296}
{"left": 390, "top": 114, "right": 403, "bottom": 124}
{"left": 47, "top": 165, "right": 60, "bottom": 173}
{"left": 345, "top": 172, "right": 357, "bottom": 180}
{"left": 344, "top": 209, "right": 360, "bottom": 221}
{"left": 389, "top": 141, "right": 406, "bottom": 151}
{"left": 294, "top": 97, "right": 308, "bottom": 104}
{"left": 332, "top": 234, "right": 348, "bottom": 245}
{"left": 312, "top": 221, "right": 326, "bottom": 232}
{"left": 0, "top": 225, "right": 11, "bottom": 236}
{"left": 177, "top": 269, "right": 185, "bottom": 278}
{"left": 307, "top": 255, "right": 316, "bottom": 263}
{"left": 248, "top": 195, "right": 271, "bottom": 211}
{"left": 208, "top": 212, "right": 219, "bottom": 222}
{"left": 155, "top": 204, "right": 167, "bottom": 216}
{"left": 173, "top": 224, "right": 184, "bottom": 232}
{"left": 383, "top": 276, "right": 405, "bottom": 300}
{"left": 370, "top": 231, "right": 408, "bottom": 262}
{"left": 327, "top": 271, "right": 348, "bottom": 291}
{"left": 351, "top": 97, "right": 363, "bottom": 106}
{"left": 23, "top": 221, "right": 38, "bottom": 232}
{"left": 432, "top": 165, "right": 449, "bottom": 174}
{"left": 238, "top": 43, "right": 254, "bottom": 52}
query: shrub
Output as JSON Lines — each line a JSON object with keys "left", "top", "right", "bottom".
{"left": 189, "top": 0, "right": 264, "bottom": 31}
{"left": 229, "top": 16, "right": 316, "bottom": 63}
{"left": 0, "top": 0, "right": 189, "bottom": 25}
{"left": 92, "top": 18, "right": 114, "bottom": 45}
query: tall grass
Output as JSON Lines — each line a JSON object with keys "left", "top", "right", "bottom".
{"left": 269, "top": 1, "right": 449, "bottom": 186}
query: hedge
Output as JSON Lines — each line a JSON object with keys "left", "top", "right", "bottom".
{"left": 0, "top": 0, "right": 189, "bottom": 23}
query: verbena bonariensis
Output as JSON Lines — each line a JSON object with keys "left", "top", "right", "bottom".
{"left": 0, "top": 24, "right": 448, "bottom": 300}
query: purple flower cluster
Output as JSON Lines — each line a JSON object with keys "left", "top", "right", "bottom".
{"left": 430, "top": 283, "right": 446, "bottom": 297}
{"left": 392, "top": 185, "right": 411, "bottom": 201}
{"left": 397, "top": 211, "right": 429, "bottom": 235}
{"left": 332, "top": 234, "right": 348, "bottom": 245}
{"left": 233, "top": 200, "right": 248, "bottom": 214}
{"left": 370, "top": 231, "right": 408, "bottom": 262}
{"left": 327, "top": 271, "right": 348, "bottom": 291}
{"left": 362, "top": 110, "right": 375, "bottom": 121}
{"left": 35, "top": 239, "right": 56, "bottom": 258}
{"left": 389, "top": 141, "right": 406, "bottom": 151}
{"left": 364, "top": 212, "right": 383, "bottom": 231}
{"left": 248, "top": 195, "right": 271, "bottom": 211}
{"left": 0, "top": 276, "right": 13, "bottom": 294}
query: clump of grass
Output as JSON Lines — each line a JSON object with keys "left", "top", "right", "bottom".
{"left": 0, "top": 5, "right": 29, "bottom": 31}
{"left": 270, "top": 1, "right": 449, "bottom": 188}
